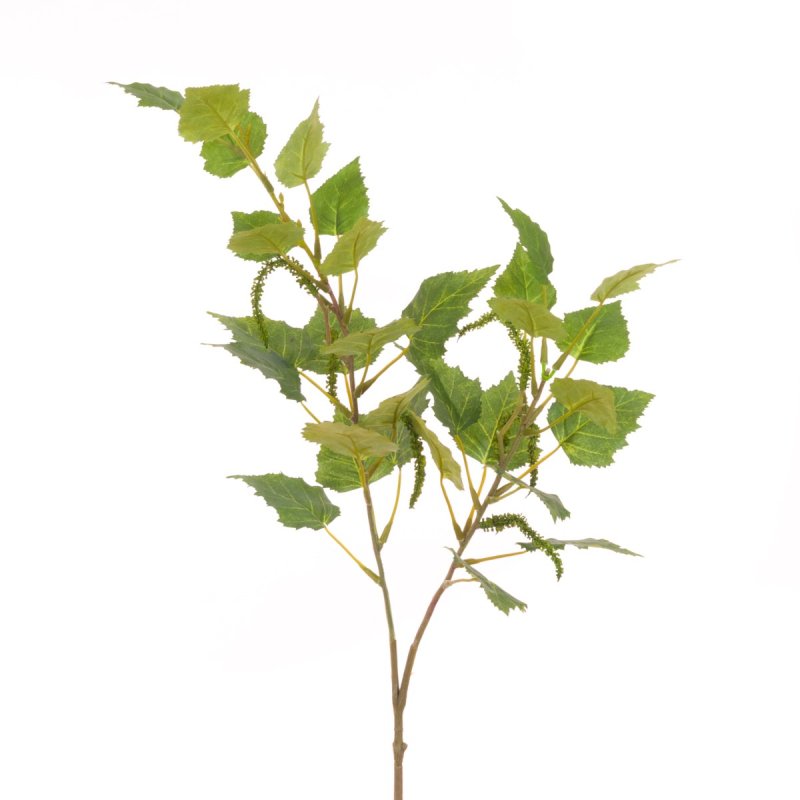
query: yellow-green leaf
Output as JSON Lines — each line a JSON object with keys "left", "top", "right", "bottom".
{"left": 321, "top": 318, "right": 418, "bottom": 358}
{"left": 303, "top": 421, "right": 398, "bottom": 460}
{"left": 590, "top": 260, "right": 677, "bottom": 302}
{"left": 228, "top": 221, "right": 305, "bottom": 257}
{"left": 550, "top": 378, "right": 617, "bottom": 434}
{"left": 311, "top": 158, "right": 369, "bottom": 235}
{"left": 274, "top": 99, "right": 329, "bottom": 188}
{"left": 488, "top": 297, "right": 566, "bottom": 340}
{"left": 178, "top": 84, "right": 250, "bottom": 143}
{"left": 320, "top": 217, "right": 386, "bottom": 276}
{"left": 407, "top": 413, "right": 463, "bottom": 490}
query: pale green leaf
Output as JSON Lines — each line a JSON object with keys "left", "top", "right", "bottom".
{"left": 274, "top": 99, "right": 329, "bottom": 188}
{"left": 590, "top": 260, "right": 677, "bottom": 302}
{"left": 360, "top": 379, "right": 430, "bottom": 429}
{"left": 557, "top": 301, "right": 629, "bottom": 364}
{"left": 320, "top": 217, "right": 386, "bottom": 276}
{"left": 178, "top": 84, "right": 250, "bottom": 143}
{"left": 488, "top": 297, "right": 566, "bottom": 340}
{"left": 550, "top": 378, "right": 617, "bottom": 434}
{"left": 208, "top": 313, "right": 304, "bottom": 402}
{"left": 402, "top": 266, "right": 498, "bottom": 369}
{"left": 425, "top": 358, "right": 482, "bottom": 437}
{"left": 547, "top": 538, "right": 641, "bottom": 557}
{"left": 460, "top": 373, "right": 527, "bottom": 468}
{"left": 303, "top": 421, "right": 398, "bottom": 459}
{"left": 228, "top": 221, "right": 305, "bottom": 257}
{"left": 311, "top": 158, "right": 369, "bottom": 235}
{"left": 407, "top": 413, "right": 463, "bottom": 490}
{"left": 548, "top": 386, "right": 654, "bottom": 467}
{"left": 321, "top": 318, "right": 417, "bottom": 358}
{"left": 110, "top": 81, "right": 184, "bottom": 111}
{"left": 232, "top": 473, "right": 339, "bottom": 530}
{"left": 450, "top": 550, "right": 527, "bottom": 615}
{"left": 229, "top": 210, "right": 282, "bottom": 262}
{"left": 200, "top": 111, "right": 266, "bottom": 177}
{"left": 494, "top": 243, "right": 557, "bottom": 308}
{"left": 498, "top": 198, "right": 554, "bottom": 281}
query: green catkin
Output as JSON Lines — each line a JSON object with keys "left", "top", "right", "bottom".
{"left": 479, "top": 513, "right": 564, "bottom": 580}
{"left": 527, "top": 424, "right": 541, "bottom": 488}
{"left": 250, "top": 255, "right": 323, "bottom": 352}
{"left": 504, "top": 324, "right": 531, "bottom": 391}
{"left": 402, "top": 413, "right": 426, "bottom": 508}
{"left": 326, "top": 355, "right": 339, "bottom": 398}
{"left": 457, "top": 311, "right": 497, "bottom": 337}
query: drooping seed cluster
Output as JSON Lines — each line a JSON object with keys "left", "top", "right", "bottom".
{"left": 401, "top": 412, "right": 426, "bottom": 508}
{"left": 479, "top": 512, "right": 563, "bottom": 580}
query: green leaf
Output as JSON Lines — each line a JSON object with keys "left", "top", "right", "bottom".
{"left": 449, "top": 550, "right": 527, "bottom": 615}
{"left": 531, "top": 488, "right": 571, "bottom": 521}
{"left": 360, "top": 379, "right": 430, "bottom": 429}
{"left": 320, "top": 217, "right": 386, "bottom": 276}
{"left": 228, "top": 220, "right": 305, "bottom": 258}
{"left": 407, "top": 413, "right": 463, "bottom": 490}
{"left": 274, "top": 99, "right": 329, "bottom": 188}
{"left": 548, "top": 386, "right": 654, "bottom": 467}
{"left": 232, "top": 473, "right": 340, "bottom": 530}
{"left": 547, "top": 538, "right": 642, "bottom": 557}
{"left": 425, "top": 358, "right": 482, "bottom": 437}
{"left": 229, "top": 211, "right": 282, "bottom": 262}
{"left": 303, "top": 421, "right": 398, "bottom": 459}
{"left": 300, "top": 307, "right": 377, "bottom": 373}
{"left": 110, "top": 81, "right": 184, "bottom": 111}
{"left": 178, "top": 84, "right": 250, "bottom": 143}
{"left": 590, "top": 260, "right": 677, "bottom": 302}
{"left": 497, "top": 199, "right": 555, "bottom": 297}
{"left": 311, "top": 158, "right": 369, "bottom": 235}
{"left": 321, "top": 318, "right": 417, "bottom": 358}
{"left": 488, "top": 297, "right": 566, "bottom": 340}
{"left": 402, "top": 266, "right": 498, "bottom": 369}
{"left": 494, "top": 243, "right": 557, "bottom": 308}
{"left": 550, "top": 378, "right": 617, "bottom": 434}
{"left": 200, "top": 111, "right": 266, "bottom": 177}
{"left": 208, "top": 313, "right": 304, "bottom": 402}
{"left": 557, "top": 301, "right": 629, "bottom": 364}
{"left": 317, "top": 386, "right": 428, "bottom": 492}
{"left": 460, "top": 373, "right": 527, "bottom": 468}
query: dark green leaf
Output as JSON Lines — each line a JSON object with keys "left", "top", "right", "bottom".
{"left": 547, "top": 538, "right": 642, "bottom": 557}
{"left": 300, "top": 307, "right": 377, "bottom": 373}
{"left": 228, "top": 220, "right": 305, "bottom": 257}
{"left": 311, "top": 158, "right": 369, "bottom": 235}
{"left": 450, "top": 550, "right": 527, "bottom": 614}
{"left": 178, "top": 84, "right": 250, "bottom": 143}
{"left": 531, "top": 488, "right": 571, "bottom": 522}
{"left": 494, "top": 243, "right": 557, "bottom": 308}
{"left": 320, "top": 218, "right": 386, "bottom": 276}
{"left": 548, "top": 386, "right": 654, "bottom": 467}
{"left": 110, "top": 81, "right": 184, "bottom": 111}
{"left": 497, "top": 198, "right": 554, "bottom": 288}
{"left": 460, "top": 373, "right": 526, "bottom": 468}
{"left": 200, "top": 111, "right": 266, "bottom": 177}
{"left": 591, "top": 260, "right": 677, "bottom": 302}
{"left": 488, "top": 297, "right": 566, "bottom": 340}
{"left": 550, "top": 378, "right": 618, "bottom": 434}
{"left": 208, "top": 313, "right": 304, "bottom": 402}
{"left": 232, "top": 473, "right": 340, "bottom": 530}
{"left": 303, "top": 421, "right": 398, "bottom": 459}
{"left": 274, "top": 99, "right": 329, "bottom": 188}
{"left": 557, "top": 301, "right": 629, "bottom": 364}
{"left": 425, "top": 358, "right": 482, "bottom": 437}
{"left": 402, "top": 266, "right": 498, "bottom": 369}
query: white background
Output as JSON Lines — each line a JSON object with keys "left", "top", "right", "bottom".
{"left": 1, "top": 1, "right": 798, "bottom": 798}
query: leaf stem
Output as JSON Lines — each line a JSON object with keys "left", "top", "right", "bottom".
{"left": 464, "top": 550, "right": 527, "bottom": 566}
{"left": 380, "top": 468, "right": 403, "bottom": 547}
{"left": 324, "top": 525, "right": 380, "bottom": 584}
{"left": 300, "top": 402, "right": 321, "bottom": 423}
{"left": 439, "top": 474, "right": 462, "bottom": 539}
{"left": 299, "top": 371, "right": 350, "bottom": 415}
{"left": 356, "top": 347, "right": 409, "bottom": 397}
